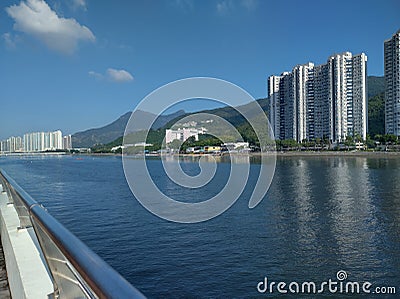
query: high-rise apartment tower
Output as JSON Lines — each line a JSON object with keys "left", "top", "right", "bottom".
{"left": 268, "top": 52, "right": 367, "bottom": 143}
{"left": 384, "top": 29, "right": 400, "bottom": 136}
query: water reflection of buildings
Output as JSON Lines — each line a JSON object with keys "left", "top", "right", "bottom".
{"left": 267, "top": 157, "right": 387, "bottom": 278}
{"left": 291, "top": 159, "right": 318, "bottom": 248}
{"left": 325, "top": 158, "right": 380, "bottom": 270}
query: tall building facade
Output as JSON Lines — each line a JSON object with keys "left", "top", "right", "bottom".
{"left": 268, "top": 75, "right": 282, "bottom": 140}
{"left": 63, "top": 135, "right": 72, "bottom": 150}
{"left": 0, "top": 136, "right": 23, "bottom": 153}
{"left": 384, "top": 30, "right": 400, "bottom": 136}
{"left": 268, "top": 52, "right": 367, "bottom": 143}
{"left": 1, "top": 130, "right": 71, "bottom": 153}
{"left": 23, "top": 130, "right": 63, "bottom": 152}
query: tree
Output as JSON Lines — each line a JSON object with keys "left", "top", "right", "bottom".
{"left": 344, "top": 136, "right": 354, "bottom": 150}
{"left": 354, "top": 134, "right": 363, "bottom": 143}
{"left": 167, "top": 139, "right": 183, "bottom": 150}
{"left": 366, "top": 134, "right": 375, "bottom": 149}
{"left": 375, "top": 134, "right": 398, "bottom": 145}
{"left": 386, "top": 134, "right": 398, "bottom": 144}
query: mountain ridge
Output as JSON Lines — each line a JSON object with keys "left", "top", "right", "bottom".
{"left": 73, "top": 76, "right": 385, "bottom": 148}
{"left": 72, "top": 109, "right": 185, "bottom": 147}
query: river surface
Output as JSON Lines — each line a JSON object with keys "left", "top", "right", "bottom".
{"left": 0, "top": 155, "right": 399, "bottom": 298}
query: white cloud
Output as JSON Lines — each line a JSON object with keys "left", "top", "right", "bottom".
{"left": 88, "top": 70, "right": 103, "bottom": 80}
{"left": 89, "top": 68, "right": 134, "bottom": 83}
{"left": 5, "top": 0, "right": 95, "bottom": 54}
{"left": 71, "top": 0, "right": 87, "bottom": 11}
{"left": 107, "top": 68, "right": 134, "bottom": 82}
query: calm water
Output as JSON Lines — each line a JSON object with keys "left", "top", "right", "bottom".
{"left": 0, "top": 155, "right": 399, "bottom": 298}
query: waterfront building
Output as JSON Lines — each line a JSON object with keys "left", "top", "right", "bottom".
{"left": 204, "top": 146, "right": 221, "bottom": 153}
{"left": 0, "top": 140, "right": 6, "bottom": 153}
{"left": 1, "top": 130, "right": 70, "bottom": 153}
{"left": 63, "top": 135, "right": 72, "bottom": 150}
{"left": 9, "top": 136, "right": 23, "bottom": 153}
{"left": 223, "top": 142, "right": 250, "bottom": 150}
{"left": 268, "top": 52, "right": 367, "bottom": 143}
{"left": 268, "top": 75, "right": 282, "bottom": 140}
{"left": 23, "top": 130, "right": 63, "bottom": 152}
{"left": 0, "top": 136, "right": 23, "bottom": 153}
{"left": 384, "top": 29, "right": 400, "bottom": 136}
{"left": 165, "top": 127, "right": 207, "bottom": 144}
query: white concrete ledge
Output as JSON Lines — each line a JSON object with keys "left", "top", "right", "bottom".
{"left": 0, "top": 184, "right": 53, "bottom": 299}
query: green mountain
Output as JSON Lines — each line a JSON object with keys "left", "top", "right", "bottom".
{"left": 367, "top": 76, "right": 385, "bottom": 98}
{"left": 164, "top": 97, "right": 269, "bottom": 129}
{"left": 87, "top": 76, "right": 386, "bottom": 150}
{"left": 367, "top": 76, "right": 385, "bottom": 137}
{"left": 72, "top": 109, "right": 185, "bottom": 147}
{"left": 161, "top": 76, "right": 386, "bottom": 140}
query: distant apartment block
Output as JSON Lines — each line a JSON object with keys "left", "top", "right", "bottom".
{"left": 165, "top": 128, "right": 207, "bottom": 144}
{"left": 268, "top": 52, "right": 368, "bottom": 143}
{"left": 23, "top": 130, "right": 63, "bottom": 152}
{"left": 63, "top": 135, "right": 72, "bottom": 150}
{"left": 0, "top": 136, "right": 23, "bottom": 153}
{"left": 0, "top": 130, "right": 72, "bottom": 153}
{"left": 384, "top": 29, "right": 400, "bottom": 136}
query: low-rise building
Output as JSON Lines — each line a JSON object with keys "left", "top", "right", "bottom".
{"left": 165, "top": 128, "right": 207, "bottom": 144}
{"left": 204, "top": 146, "right": 221, "bottom": 153}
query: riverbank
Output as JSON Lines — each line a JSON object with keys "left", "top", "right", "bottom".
{"left": 266, "top": 151, "right": 400, "bottom": 157}
{"left": 2, "top": 150, "right": 400, "bottom": 158}
{"left": 171, "top": 150, "right": 400, "bottom": 158}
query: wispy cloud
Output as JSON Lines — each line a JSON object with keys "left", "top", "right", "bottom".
{"left": 89, "top": 68, "right": 134, "bottom": 83}
{"left": 216, "top": 0, "right": 258, "bottom": 15}
{"left": 5, "top": 0, "right": 95, "bottom": 54}
{"left": 88, "top": 70, "right": 103, "bottom": 80}
{"left": 241, "top": 0, "right": 258, "bottom": 10}
{"left": 71, "top": 0, "right": 87, "bottom": 11}
{"left": 216, "top": 0, "right": 233, "bottom": 15}
{"left": 2, "top": 33, "right": 19, "bottom": 49}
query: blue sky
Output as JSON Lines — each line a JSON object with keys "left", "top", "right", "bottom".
{"left": 0, "top": 0, "right": 399, "bottom": 140}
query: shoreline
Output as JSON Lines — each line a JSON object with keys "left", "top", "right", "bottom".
{"left": 2, "top": 151, "right": 400, "bottom": 158}
{"left": 270, "top": 151, "right": 400, "bottom": 157}
{"left": 167, "top": 150, "right": 400, "bottom": 157}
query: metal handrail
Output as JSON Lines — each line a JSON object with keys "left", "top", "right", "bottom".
{"left": 0, "top": 169, "right": 145, "bottom": 299}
